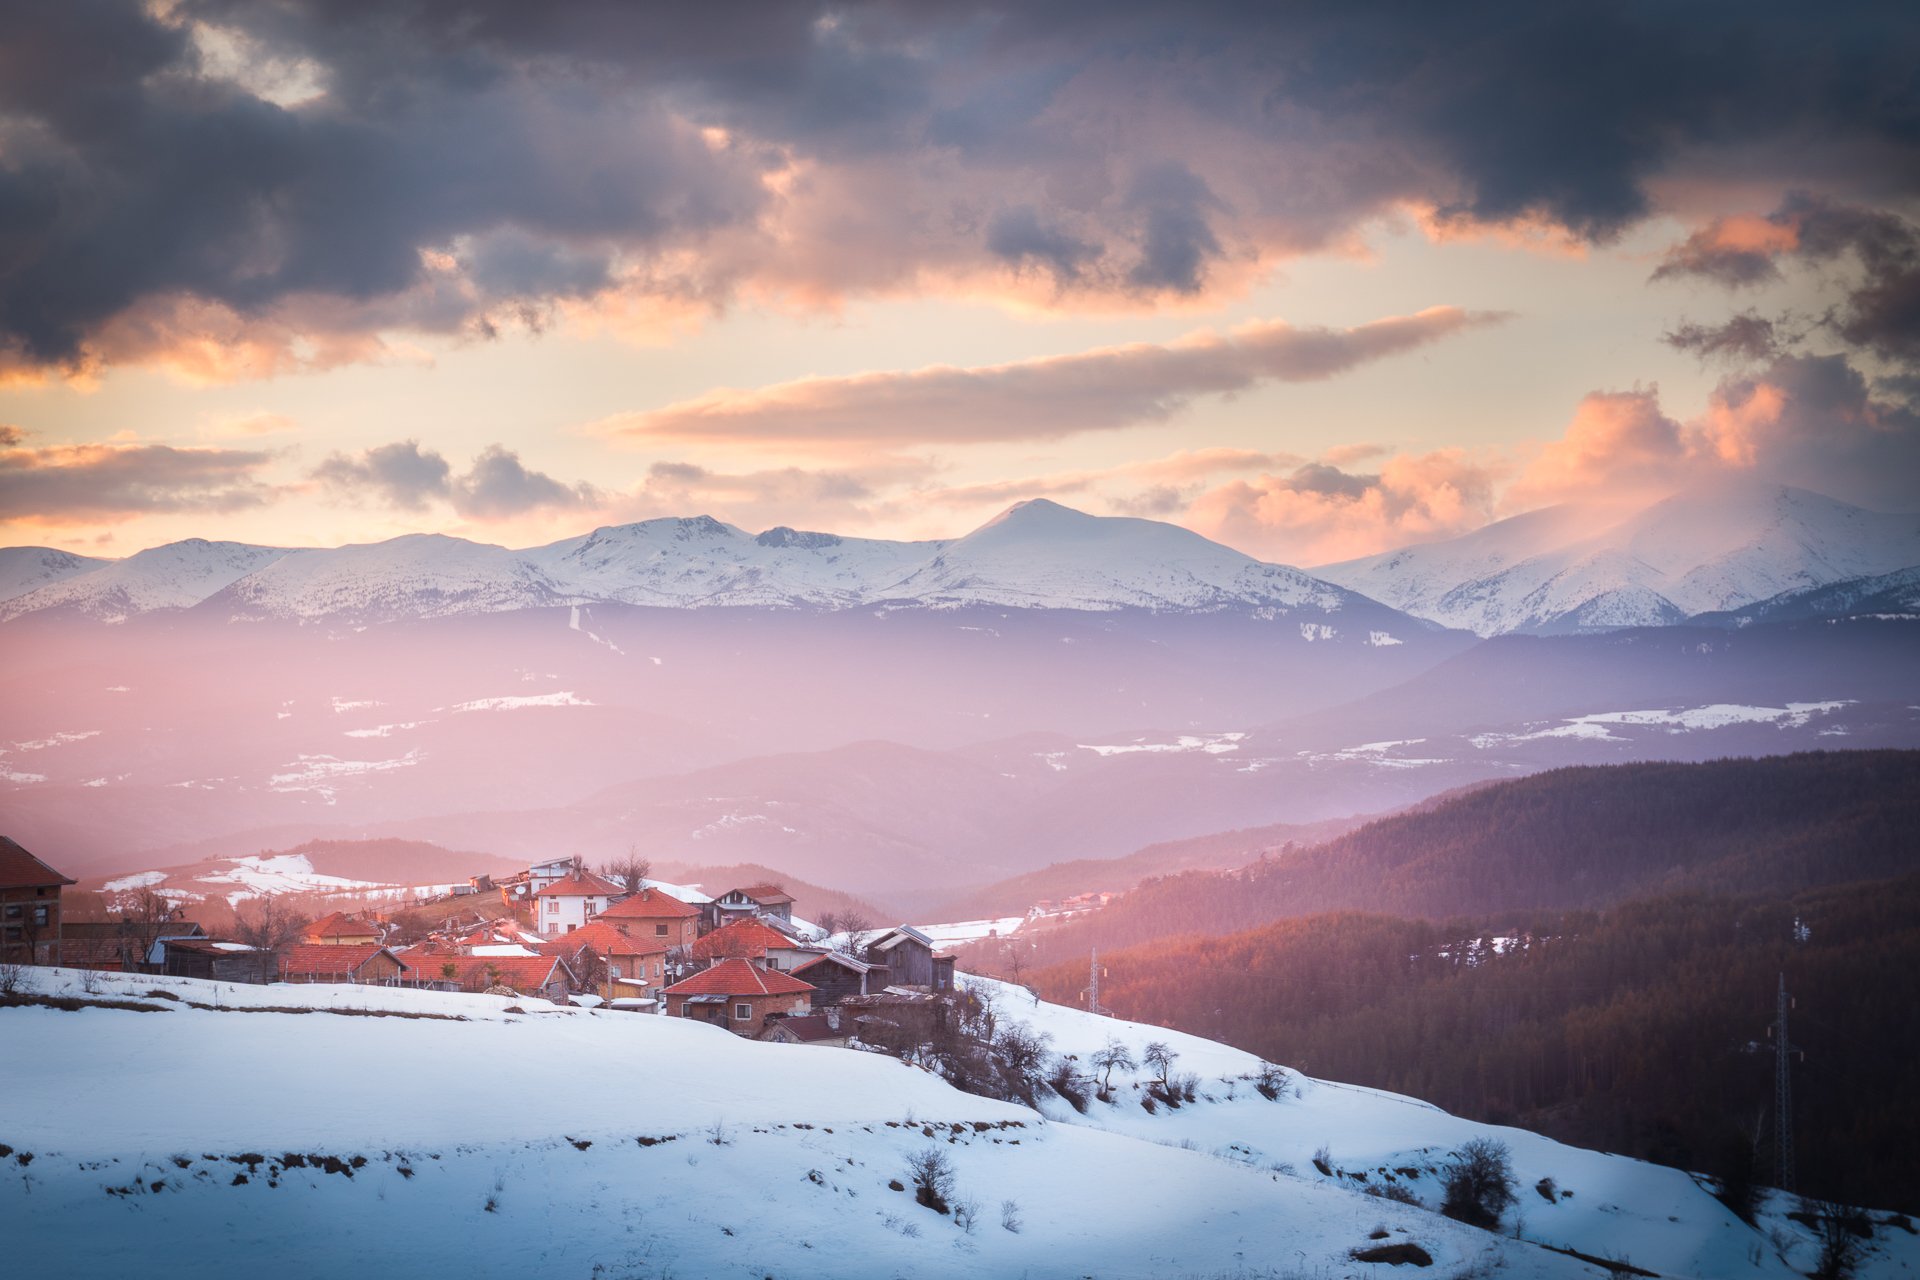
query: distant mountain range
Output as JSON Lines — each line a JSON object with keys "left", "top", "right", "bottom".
{"left": 0, "top": 499, "right": 1414, "bottom": 635}
{"left": 1316, "top": 483, "right": 1920, "bottom": 635}
{"left": 9, "top": 484, "right": 1915, "bottom": 636}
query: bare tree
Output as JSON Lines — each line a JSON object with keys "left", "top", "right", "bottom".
{"left": 1440, "top": 1137, "right": 1518, "bottom": 1231}
{"left": 1092, "top": 1038, "right": 1135, "bottom": 1089}
{"left": 601, "top": 848, "right": 651, "bottom": 895}
{"left": 232, "top": 896, "right": 306, "bottom": 954}
{"left": 113, "top": 887, "right": 180, "bottom": 970}
{"left": 1143, "top": 1040, "right": 1178, "bottom": 1085}
{"left": 837, "top": 910, "right": 875, "bottom": 956}
{"left": 905, "top": 1146, "right": 955, "bottom": 1213}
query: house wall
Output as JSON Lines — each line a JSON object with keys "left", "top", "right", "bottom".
{"left": 539, "top": 894, "right": 609, "bottom": 936}
{"left": 1, "top": 883, "right": 63, "bottom": 965}
{"left": 877, "top": 939, "right": 934, "bottom": 986}
{"left": 794, "top": 962, "right": 868, "bottom": 1006}
{"left": 666, "top": 992, "right": 811, "bottom": 1037}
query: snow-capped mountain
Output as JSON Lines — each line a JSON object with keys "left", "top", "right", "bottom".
{"left": 0, "top": 545, "right": 110, "bottom": 603}
{"left": 1698, "top": 563, "right": 1920, "bottom": 627}
{"left": 877, "top": 498, "right": 1365, "bottom": 614}
{"left": 0, "top": 539, "right": 293, "bottom": 623}
{"left": 0, "top": 501, "right": 1426, "bottom": 631}
{"left": 1317, "top": 484, "right": 1920, "bottom": 636}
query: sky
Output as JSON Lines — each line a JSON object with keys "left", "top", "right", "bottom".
{"left": 1, "top": 0, "right": 1917, "bottom": 566}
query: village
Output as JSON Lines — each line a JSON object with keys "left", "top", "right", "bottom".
{"left": 2, "top": 836, "right": 981, "bottom": 1052}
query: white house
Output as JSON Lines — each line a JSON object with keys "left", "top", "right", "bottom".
{"left": 533, "top": 870, "right": 625, "bottom": 936}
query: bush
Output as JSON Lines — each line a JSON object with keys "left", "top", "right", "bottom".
{"left": 1365, "top": 1182, "right": 1423, "bottom": 1206}
{"left": 1000, "top": 1199, "right": 1023, "bottom": 1233}
{"left": 1441, "top": 1137, "right": 1518, "bottom": 1231}
{"left": 1312, "top": 1144, "right": 1334, "bottom": 1176}
{"left": 1049, "top": 1061, "right": 1089, "bottom": 1113}
{"left": 0, "top": 962, "right": 24, "bottom": 996}
{"left": 906, "top": 1146, "right": 954, "bottom": 1214}
{"left": 1254, "top": 1062, "right": 1287, "bottom": 1101}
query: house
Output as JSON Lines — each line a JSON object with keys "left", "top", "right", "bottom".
{"left": 396, "top": 951, "right": 575, "bottom": 1002}
{"left": 662, "top": 958, "right": 814, "bottom": 1036}
{"left": 596, "top": 886, "right": 700, "bottom": 949}
{"left": 533, "top": 870, "right": 626, "bottom": 937}
{"left": 863, "top": 925, "right": 954, "bottom": 991}
{"left": 525, "top": 858, "right": 579, "bottom": 895}
{"left": 278, "top": 943, "right": 405, "bottom": 985}
{"left": 0, "top": 837, "right": 75, "bottom": 965}
{"left": 300, "top": 911, "right": 382, "bottom": 946}
{"left": 839, "top": 988, "right": 949, "bottom": 1049}
{"left": 757, "top": 1011, "right": 850, "bottom": 1047}
{"left": 552, "top": 921, "right": 669, "bottom": 1005}
{"left": 690, "top": 916, "right": 819, "bottom": 972}
{"left": 156, "top": 938, "right": 272, "bottom": 983}
{"left": 790, "top": 951, "right": 885, "bottom": 1005}
{"left": 705, "top": 883, "right": 795, "bottom": 929}
{"left": 58, "top": 920, "right": 208, "bottom": 973}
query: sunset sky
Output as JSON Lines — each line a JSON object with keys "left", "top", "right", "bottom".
{"left": 2, "top": 1, "right": 1917, "bottom": 564}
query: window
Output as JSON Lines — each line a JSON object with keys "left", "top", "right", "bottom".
{"left": 655, "top": 923, "right": 668, "bottom": 937}
{"left": 609, "top": 964, "right": 622, "bottom": 980}
{"left": 546, "top": 899, "right": 558, "bottom": 913}
{"left": 733, "top": 1002, "right": 752, "bottom": 1021}
{"left": 31, "top": 905, "right": 49, "bottom": 927}
{"left": 3, "top": 904, "right": 19, "bottom": 920}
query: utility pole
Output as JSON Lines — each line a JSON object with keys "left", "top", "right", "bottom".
{"left": 1770, "top": 973, "right": 1800, "bottom": 1193}
{"left": 1083, "top": 948, "right": 1109, "bottom": 1017}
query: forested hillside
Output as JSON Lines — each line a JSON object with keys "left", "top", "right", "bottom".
{"left": 1027, "top": 874, "right": 1920, "bottom": 1213}
{"left": 984, "top": 751, "right": 1920, "bottom": 970}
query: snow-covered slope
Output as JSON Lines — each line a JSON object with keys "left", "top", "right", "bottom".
{"left": 12, "top": 967, "right": 1909, "bottom": 1280}
{"left": 1318, "top": 485, "right": 1920, "bottom": 636}
{"left": 525, "top": 516, "right": 947, "bottom": 608}
{"left": 0, "top": 545, "right": 110, "bottom": 603}
{"left": 879, "top": 499, "right": 1366, "bottom": 615}
{"left": 0, "top": 502, "right": 1419, "bottom": 629}
{"left": 1698, "top": 563, "right": 1920, "bottom": 626}
{"left": 210, "top": 534, "right": 565, "bottom": 622}
{"left": 0, "top": 539, "right": 293, "bottom": 622}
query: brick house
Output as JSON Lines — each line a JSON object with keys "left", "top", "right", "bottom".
{"left": 278, "top": 943, "right": 405, "bottom": 985}
{"left": 691, "top": 916, "right": 819, "bottom": 972}
{"left": 533, "top": 870, "right": 625, "bottom": 937}
{"left": 0, "top": 837, "right": 75, "bottom": 965}
{"left": 596, "top": 887, "right": 700, "bottom": 949}
{"left": 396, "top": 951, "right": 575, "bottom": 1001}
{"left": 300, "top": 912, "right": 381, "bottom": 946}
{"left": 663, "top": 958, "right": 814, "bottom": 1036}
{"left": 553, "top": 920, "right": 670, "bottom": 1004}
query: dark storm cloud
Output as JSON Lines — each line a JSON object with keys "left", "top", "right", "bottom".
{"left": 1, "top": 1, "right": 1917, "bottom": 373}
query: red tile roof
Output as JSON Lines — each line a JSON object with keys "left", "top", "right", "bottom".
{"left": 733, "top": 883, "right": 795, "bottom": 904}
{"left": 597, "top": 887, "right": 699, "bottom": 920}
{"left": 302, "top": 911, "right": 379, "bottom": 941}
{"left": 691, "top": 917, "right": 802, "bottom": 961}
{"left": 280, "top": 943, "right": 395, "bottom": 976}
{"left": 664, "top": 957, "right": 815, "bottom": 998}
{"left": 397, "top": 951, "right": 569, "bottom": 992}
{"left": 0, "top": 836, "right": 74, "bottom": 890}
{"left": 533, "top": 870, "right": 624, "bottom": 899}
{"left": 556, "top": 921, "right": 666, "bottom": 959}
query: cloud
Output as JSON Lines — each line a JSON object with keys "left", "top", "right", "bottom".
{"left": 1653, "top": 195, "right": 1920, "bottom": 381}
{"left": 1184, "top": 449, "right": 1506, "bottom": 565}
{"left": 313, "top": 441, "right": 452, "bottom": 512}
{"left": 609, "top": 307, "right": 1503, "bottom": 447}
{"left": 0, "top": 438, "right": 276, "bottom": 523}
{"left": 0, "top": 3, "right": 1914, "bottom": 376}
{"left": 1505, "top": 353, "right": 1920, "bottom": 514}
{"left": 313, "top": 441, "right": 594, "bottom": 519}
{"left": 1661, "top": 312, "right": 1798, "bottom": 364}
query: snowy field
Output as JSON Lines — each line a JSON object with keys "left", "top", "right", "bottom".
{"left": 2, "top": 968, "right": 1913, "bottom": 1280}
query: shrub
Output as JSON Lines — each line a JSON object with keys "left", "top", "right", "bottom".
{"left": 1000, "top": 1199, "right": 1023, "bottom": 1233}
{"left": 1440, "top": 1137, "right": 1518, "bottom": 1231}
{"left": 1313, "top": 1144, "right": 1334, "bottom": 1177}
{"left": 1048, "top": 1061, "right": 1089, "bottom": 1113}
{"left": 1365, "top": 1182, "right": 1422, "bottom": 1206}
{"left": 906, "top": 1146, "right": 954, "bottom": 1214}
{"left": 1254, "top": 1062, "right": 1287, "bottom": 1101}
{"left": 953, "top": 1196, "right": 981, "bottom": 1234}
{"left": 0, "top": 962, "right": 24, "bottom": 996}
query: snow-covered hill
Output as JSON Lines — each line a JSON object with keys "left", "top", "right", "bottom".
{"left": 0, "top": 501, "right": 1425, "bottom": 631}
{"left": 1318, "top": 484, "right": 1920, "bottom": 636}
{"left": 7, "top": 967, "right": 1910, "bottom": 1280}
{"left": 1697, "top": 563, "right": 1920, "bottom": 627}
{"left": 0, "top": 539, "right": 294, "bottom": 622}
{"left": 0, "top": 545, "right": 110, "bottom": 603}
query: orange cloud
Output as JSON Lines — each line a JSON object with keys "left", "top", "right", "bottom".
{"left": 603, "top": 307, "right": 1504, "bottom": 449}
